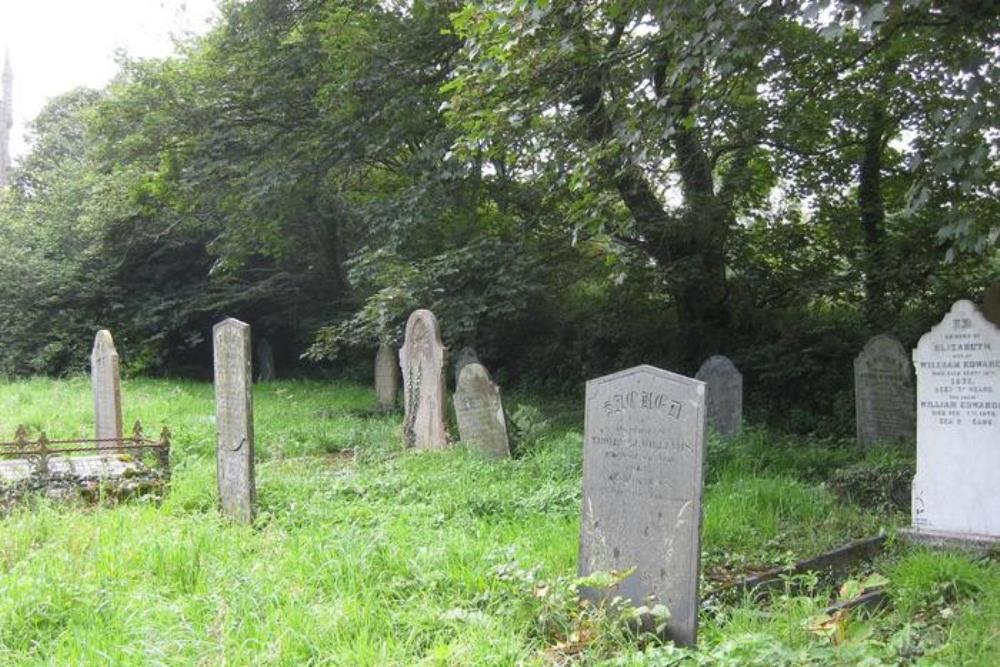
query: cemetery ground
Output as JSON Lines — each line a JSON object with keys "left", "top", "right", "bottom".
{"left": 0, "top": 378, "right": 996, "bottom": 666}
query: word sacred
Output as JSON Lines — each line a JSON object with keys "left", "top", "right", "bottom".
{"left": 603, "top": 390, "right": 682, "bottom": 418}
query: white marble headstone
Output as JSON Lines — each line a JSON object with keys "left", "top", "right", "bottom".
{"left": 911, "top": 301, "right": 999, "bottom": 543}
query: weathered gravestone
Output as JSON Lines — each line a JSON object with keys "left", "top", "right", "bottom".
{"left": 982, "top": 279, "right": 1000, "bottom": 327}
{"left": 695, "top": 355, "right": 742, "bottom": 436}
{"left": 454, "top": 363, "right": 510, "bottom": 458}
{"left": 213, "top": 318, "right": 256, "bottom": 523}
{"left": 453, "top": 346, "right": 480, "bottom": 388}
{"left": 907, "top": 300, "right": 1000, "bottom": 548}
{"left": 579, "top": 365, "right": 706, "bottom": 646}
{"left": 91, "top": 330, "right": 123, "bottom": 447}
{"left": 375, "top": 340, "right": 399, "bottom": 410}
{"left": 256, "top": 337, "right": 275, "bottom": 382}
{"left": 854, "top": 335, "right": 915, "bottom": 448}
{"left": 399, "top": 309, "right": 449, "bottom": 449}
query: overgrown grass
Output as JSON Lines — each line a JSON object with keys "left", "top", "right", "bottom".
{"left": 0, "top": 377, "right": 995, "bottom": 665}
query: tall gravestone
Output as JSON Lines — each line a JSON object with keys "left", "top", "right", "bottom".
{"left": 256, "top": 337, "right": 275, "bottom": 382}
{"left": 453, "top": 346, "right": 480, "bottom": 388}
{"left": 579, "top": 365, "right": 706, "bottom": 646}
{"left": 91, "top": 330, "right": 123, "bottom": 447}
{"left": 694, "top": 355, "right": 742, "bottom": 436}
{"left": 854, "top": 334, "right": 915, "bottom": 448}
{"left": 454, "top": 363, "right": 510, "bottom": 458}
{"left": 908, "top": 300, "right": 999, "bottom": 547}
{"left": 214, "top": 318, "right": 256, "bottom": 523}
{"left": 399, "top": 309, "right": 449, "bottom": 449}
{"left": 375, "top": 340, "right": 399, "bottom": 410}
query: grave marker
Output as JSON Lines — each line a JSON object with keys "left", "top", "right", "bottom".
{"left": 256, "top": 337, "right": 275, "bottom": 382}
{"left": 982, "top": 279, "right": 1000, "bottom": 327}
{"left": 399, "top": 309, "right": 449, "bottom": 449}
{"left": 91, "top": 330, "right": 123, "bottom": 447}
{"left": 579, "top": 365, "right": 706, "bottom": 646}
{"left": 375, "top": 340, "right": 399, "bottom": 410}
{"left": 854, "top": 334, "right": 915, "bottom": 447}
{"left": 214, "top": 318, "right": 256, "bottom": 523}
{"left": 453, "top": 346, "right": 480, "bottom": 388}
{"left": 454, "top": 363, "right": 510, "bottom": 458}
{"left": 695, "top": 355, "right": 742, "bottom": 436}
{"left": 908, "top": 300, "right": 999, "bottom": 547}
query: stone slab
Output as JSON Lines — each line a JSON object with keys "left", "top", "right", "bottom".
{"left": 0, "top": 455, "right": 139, "bottom": 482}
{"left": 399, "top": 309, "right": 449, "bottom": 449}
{"left": 695, "top": 355, "right": 742, "bottom": 436}
{"left": 375, "top": 341, "right": 399, "bottom": 410}
{"left": 854, "top": 334, "right": 915, "bottom": 447}
{"left": 214, "top": 318, "right": 256, "bottom": 523}
{"left": 454, "top": 363, "right": 510, "bottom": 458}
{"left": 256, "top": 337, "right": 275, "bottom": 382}
{"left": 899, "top": 527, "right": 1000, "bottom": 552}
{"left": 453, "top": 346, "right": 480, "bottom": 388}
{"left": 910, "top": 300, "right": 999, "bottom": 539}
{"left": 579, "top": 365, "right": 705, "bottom": 646}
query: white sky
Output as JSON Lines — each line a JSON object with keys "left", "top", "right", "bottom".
{"left": 0, "top": 0, "right": 219, "bottom": 157}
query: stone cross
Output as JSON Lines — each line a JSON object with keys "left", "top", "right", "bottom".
{"left": 214, "top": 318, "right": 256, "bottom": 523}
{"left": 695, "top": 355, "right": 742, "bottom": 436}
{"left": 399, "top": 309, "right": 449, "bottom": 449}
{"left": 579, "top": 365, "right": 706, "bottom": 646}
{"left": 256, "top": 337, "right": 275, "bottom": 382}
{"left": 91, "top": 329, "right": 123, "bottom": 447}
{"left": 854, "top": 334, "right": 915, "bottom": 448}
{"left": 453, "top": 346, "right": 480, "bottom": 388}
{"left": 908, "top": 300, "right": 999, "bottom": 546}
{"left": 375, "top": 340, "right": 399, "bottom": 410}
{"left": 454, "top": 363, "right": 510, "bottom": 458}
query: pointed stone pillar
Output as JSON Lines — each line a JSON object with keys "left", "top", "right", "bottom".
{"left": 213, "top": 318, "right": 256, "bottom": 523}
{"left": 91, "top": 329, "right": 123, "bottom": 448}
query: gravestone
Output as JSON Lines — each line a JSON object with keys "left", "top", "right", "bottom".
{"left": 399, "top": 309, "right": 449, "bottom": 449}
{"left": 982, "top": 279, "right": 1000, "bottom": 327}
{"left": 907, "top": 300, "right": 1000, "bottom": 548}
{"left": 375, "top": 340, "right": 399, "bottom": 410}
{"left": 454, "top": 363, "right": 510, "bottom": 458}
{"left": 453, "top": 346, "right": 480, "bottom": 388}
{"left": 579, "top": 365, "right": 706, "bottom": 646}
{"left": 213, "top": 318, "right": 256, "bottom": 523}
{"left": 854, "top": 335, "right": 915, "bottom": 448}
{"left": 695, "top": 355, "right": 742, "bottom": 436}
{"left": 90, "top": 330, "right": 123, "bottom": 447}
{"left": 256, "top": 337, "right": 275, "bottom": 382}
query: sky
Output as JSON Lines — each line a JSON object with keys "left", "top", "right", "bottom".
{"left": 0, "top": 0, "right": 219, "bottom": 157}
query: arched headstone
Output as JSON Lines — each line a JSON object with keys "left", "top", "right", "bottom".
{"left": 908, "top": 301, "right": 999, "bottom": 547}
{"left": 854, "top": 334, "right": 915, "bottom": 448}
{"left": 695, "top": 355, "right": 742, "bottom": 436}
{"left": 399, "top": 309, "right": 448, "bottom": 449}
{"left": 453, "top": 346, "right": 480, "bottom": 388}
{"left": 454, "top": 363, "right": 510, "bottom": 458}
{"left": 579, "top": 365, "right": 706, "bottom": 646}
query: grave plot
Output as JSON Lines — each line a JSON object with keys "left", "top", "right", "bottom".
{"left": 0, "top": 421, "right": 171, "bottom": 512}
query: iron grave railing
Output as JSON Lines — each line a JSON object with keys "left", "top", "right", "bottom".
{"left": 0, "top": 421, "right": 170, "bottom": 478}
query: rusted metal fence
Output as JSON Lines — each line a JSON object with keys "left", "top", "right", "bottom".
{"left": 0, "top": 421, "right": 170, "bottom": 478}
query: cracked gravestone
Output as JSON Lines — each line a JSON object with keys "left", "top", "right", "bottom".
{"left": 214, "top": 318, "right": 256, "bottom": 523}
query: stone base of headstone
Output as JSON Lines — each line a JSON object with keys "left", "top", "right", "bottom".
{"left": 899, "top": 528, "right": 1000, "bottom": 553}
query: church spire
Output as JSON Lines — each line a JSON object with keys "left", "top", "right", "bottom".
{"left": 0, "top": 49, "right": 12, "bottom": 188}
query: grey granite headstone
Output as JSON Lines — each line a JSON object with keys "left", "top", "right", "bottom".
{"left": 454, "top": 363, "right": 510, "bottom": 458}
{"left": 906, "top": 301, "right": 999, "bottom": 547}
{"left": 579, "top": 365, "right": 706, "bottom": 646}
{"left": 982, "top": 280, "right": 1000, "bottom": 327}
{"left": 256, "top": 337, "right": 275, "bottom": 382}
{"left": 399, "top": 309, "right": 449, "bottom": 449}
{"left": 854, "top": 334, "right": 915, "bottom": 448}
{"left": 214, "top": 318, "right": 256, "bottom": 523}
{"left": 453, "top": 346, "right": 480, "bottom": 388}
{"left": 695, "top": 355, "right": 742, "bottom": 436}
{"left": 375, "top": 340, "right": 399, "bottom": 410}
{"left": 91, "top": 330, "right": 123, "bottom": 447}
